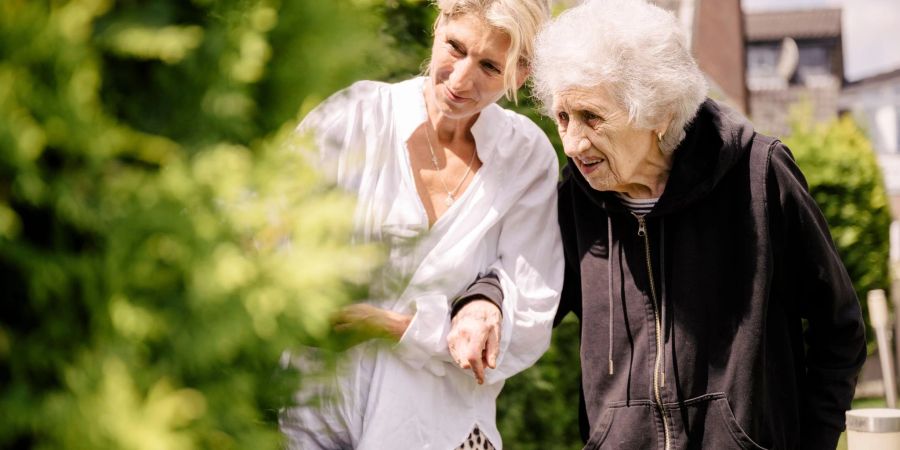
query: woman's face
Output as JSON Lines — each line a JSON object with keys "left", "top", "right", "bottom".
{"left": 427, "top": 14, "right": 514, "bottom": 120}
{"left": 552, "top": 86, "right": 663, "bottom": 193}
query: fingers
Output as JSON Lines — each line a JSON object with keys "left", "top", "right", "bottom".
{"left": 447, "top": 319, "right": 500, "bottom": 384}
{"left": 455, "top": 337, "right": 485, "bottom": 383}
{"left": 484, "top": 324, "right": 500, "bottom": 369}
{"left": 470, "top": 354, "right": 485, "bottom": 384}
{"left": 448, "top": 333, "right": 474, "bottom": 370}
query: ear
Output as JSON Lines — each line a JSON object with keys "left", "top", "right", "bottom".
{"left": 515, "top": 66, "right": 530, "bottom": 90}
{"left": 655, "top": 112, "right": 675, "bottom": 140}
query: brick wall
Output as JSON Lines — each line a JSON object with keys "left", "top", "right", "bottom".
{"left": 749, "top": 85, "right": 840, "bottom": 137}
{"left": 693, "top": 0, "right": 747, "bottom": 112}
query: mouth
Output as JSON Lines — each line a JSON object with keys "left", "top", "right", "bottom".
{"left": 574, "top": 155, "right": 606, "bottom": 175}
{"left": 444, "top": 87, "right": 469, "bottom": 103}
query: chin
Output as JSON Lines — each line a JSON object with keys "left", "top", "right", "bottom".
{"left": 588, "top": 181, "right": 610, "bottom": 192}
{"left": 441, "top": 104, "right": 479, "bottom": 119}
{"left": 586, "top": 173, "right": 617, "bottom": 192}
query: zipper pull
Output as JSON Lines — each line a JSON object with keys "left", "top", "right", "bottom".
{"left": 634, "top": 214, "right": 647, "bottom": 237}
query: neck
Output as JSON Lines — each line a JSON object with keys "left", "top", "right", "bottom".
{"left": 619, "top": 148, "right": 674, "bottom": 199}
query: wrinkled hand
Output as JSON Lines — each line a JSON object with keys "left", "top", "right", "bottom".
{"left": 333, "top": 304, "right": 411, "bottom": 342}
{"left": 447, "top": 299, "right": 501, "bottom": 384}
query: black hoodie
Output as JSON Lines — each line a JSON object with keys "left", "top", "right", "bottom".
{"left": 556, "top": 99, "right": 866, "bottom": 450}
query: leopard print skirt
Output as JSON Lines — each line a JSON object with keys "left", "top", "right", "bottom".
{"left": 455, "top": 426, "right": 495, "bottom": 450}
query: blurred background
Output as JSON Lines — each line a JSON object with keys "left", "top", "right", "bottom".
{"left": 0, "top": 0, "right": 897, "bottom": 449}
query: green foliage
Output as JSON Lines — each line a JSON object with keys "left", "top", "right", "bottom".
{"left": 785, "top": 105, "right": 893, "bottom": 350}
{"left": 0, "top": 0, "right": 413, "bottom": 448}
{"left": 497, "top": 316, "right": 582, "bottom": 450}
{"left": 375, "top": 0, "right": 437, "bottom": 81}
{"left": 500, "top": 93, "right": 567, "bottom": 168}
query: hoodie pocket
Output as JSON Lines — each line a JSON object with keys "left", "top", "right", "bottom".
{"left": 583, "top": 402, "right": 657, "bottom": 450}
{"left": 584, "top": 395, "right": 767, "bottom": 450}
{"left": 667, "top": 393, "right": 767, "bottom": 450}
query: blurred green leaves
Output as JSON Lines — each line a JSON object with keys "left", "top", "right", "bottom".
{"left": 100, "top": 24, "right": 205, "bottom": 64}
{"left": 786, "top": 105, "right": 893, "bottom": 351}
{"left": 497, "top": 315, "right": 583, "bottom": 450}
{"left": 0, "top": 0, "right": 420, "bottom": 448}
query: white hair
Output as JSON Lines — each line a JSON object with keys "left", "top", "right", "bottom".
{"left": 434, "top": 0, "right": 551, "bottom": 103}
{"left": 531, "top": 0, "right": 708, "bottom": 152}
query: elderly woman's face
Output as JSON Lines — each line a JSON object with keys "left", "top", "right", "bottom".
{"left": 552, "top": 86, "right": 661, "bottom": 193}
{"left": 427, "top": 15, "right": 512, "bottom": 120}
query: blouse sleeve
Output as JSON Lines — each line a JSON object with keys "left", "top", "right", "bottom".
{"left": 296, "top": 80, "right": 389, "bottom": 191}
{"left": 482, "top": 128, "right": 564, "bottom": 385}
{"left": 393, "top": 120, "right": 563, "bottom": 381}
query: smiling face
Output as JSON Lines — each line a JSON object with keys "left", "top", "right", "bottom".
{"left": 427, "top": 14, "right": 520, "bottom": 121}
{"left": 552, "top": 86, "right": 672, "bottom": 197}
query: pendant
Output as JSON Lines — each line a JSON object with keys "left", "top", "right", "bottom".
{"left": 444, "top": 194, "right": 454, "bottom": 206}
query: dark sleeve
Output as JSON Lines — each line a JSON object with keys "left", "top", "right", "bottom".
{"left": 769, "top": 143, "right": 867, "bottom": 450}
{"left": 557, "top": 168, "right": 589, "bottom": 444}
{"left": 555, "top": 167, "right": 583, "bottom": 328}
{"left": 450, "top": 271, "right": 503, "bottom": 318}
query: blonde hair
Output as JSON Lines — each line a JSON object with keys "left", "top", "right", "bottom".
{"left": 433, "top": 0, "right": 551, "bottom": 103}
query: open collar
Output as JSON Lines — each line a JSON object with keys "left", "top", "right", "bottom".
{"left": 392, "top": 77, "right": 504, "bottom": 166}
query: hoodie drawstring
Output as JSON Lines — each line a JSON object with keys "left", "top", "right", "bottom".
{"left": 659, "top": 218, "right": 666, "bottom": 386}
{"left": 607, "top": 214, "right": 615, "bottom": 375}
{"left": 607, "top": 214, "right": 667, "bottom": 380}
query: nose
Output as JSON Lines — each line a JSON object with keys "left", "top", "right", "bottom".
{"left": 562, "top": 124, "right": 591, "bottom": 158}
{"left": 447, "top": 58, "right": 476, "bottom": 93}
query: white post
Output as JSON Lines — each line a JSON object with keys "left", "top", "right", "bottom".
{"left": 870, "top": 289, "right": 897, "bottom": 408}
{"left": 846, "top": 409, "right": 900, "bottom": 449}
{"left": 891, "top": 220, "right": 900, "bottom": 393}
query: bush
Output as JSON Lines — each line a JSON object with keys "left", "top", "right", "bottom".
{"left": 785, "top": 106, "right": 893, "bottom": 350}
{"left": 497, "top": 316, "right": 582, "bottom": 450}
{"left": 0, "top": 1, "right": 408, "bottom": 448}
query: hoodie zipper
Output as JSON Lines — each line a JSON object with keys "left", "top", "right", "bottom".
{"left": 635, "top": 214, "right": 670, "bottom": 450}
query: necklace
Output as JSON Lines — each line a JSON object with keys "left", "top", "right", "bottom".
{"left": 423, "top": 124, "right": 477, "bottom": 206}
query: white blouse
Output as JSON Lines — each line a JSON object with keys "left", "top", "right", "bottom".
{"left": 282, "top": 77, "right": 563, "bottom": 450}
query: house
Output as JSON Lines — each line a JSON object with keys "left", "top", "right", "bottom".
{"left": 840, "top": 67, "right": 900, "bottom": 221}
{"left": 744, "top": 8, "right": 844, "bottom": 137}
{"left": 654, "top": 0, "right": 748, "bottom": 113}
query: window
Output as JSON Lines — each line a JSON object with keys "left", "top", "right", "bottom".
{"left": 797, "top": 45, "right": 831, "bottom": 76}
{"left": 747, "top": 44, "right": 780, "bottom": 78}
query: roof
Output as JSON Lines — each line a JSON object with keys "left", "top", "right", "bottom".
{"left": 745, "top": 8, "right": 842, "bottom": 41}
{"left": 844, "top": 66, "right": 900, "bottom": 89}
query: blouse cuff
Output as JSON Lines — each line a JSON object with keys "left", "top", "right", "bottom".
{"left": 394, "top": 293, "right": 451, "bottom": 374}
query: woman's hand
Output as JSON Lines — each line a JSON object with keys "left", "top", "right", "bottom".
{"left": 447, "top": 299, "right": 501, "bottom": 385}
{"left": 333, "top": 304, "right": 411, "bottom": 341}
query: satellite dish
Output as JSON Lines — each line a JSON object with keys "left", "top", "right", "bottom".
{"left": 777, "top": 37, "right": 799, "bottom": 82}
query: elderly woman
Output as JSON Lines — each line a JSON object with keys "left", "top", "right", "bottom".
{"left": 533, "top": 1, "right": 866, "bottom": 449}
{"left": 280, "top": 1, "right": 562, "bottom": 449}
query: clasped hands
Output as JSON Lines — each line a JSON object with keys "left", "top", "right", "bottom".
{"left": 332, "top": 299, "right": 501, "bottom": 384}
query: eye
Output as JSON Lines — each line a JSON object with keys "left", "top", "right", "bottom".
{"left": 447, "top": 40, "right": 464, "bottom": 56}
{"left": 582, "top": 111, "right": 603, "bottom": 126}
{"left": 556, "top": 111, "right": 569, "bottom": 126}
{"left": 481, "top": 61, "right": 502, "bottom": 75}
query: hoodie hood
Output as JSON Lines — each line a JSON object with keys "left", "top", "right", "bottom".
{"left": 566, "top": 98, "right": 756, "bottom": 216}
